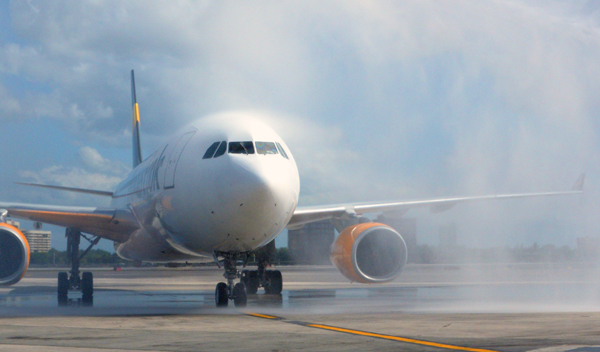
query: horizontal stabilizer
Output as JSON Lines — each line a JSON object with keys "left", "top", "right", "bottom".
{"left": 16, "top": 182, "right": 114, "bottom": 197}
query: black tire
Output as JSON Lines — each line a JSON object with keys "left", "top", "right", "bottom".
{"left": 266, "top": 270, "right": 282, "bottom": 295}
{"left": 246, "top": 271, "right": 259, "bottom": 295}
{"left": 215, "top": 282, "right": 228, "bottom": 307}
{"left": 82, "top": 272, "right": 93, "bottom": 307}
{"left": 233, "top": 282, "right": 247, "bottom": 308}
{"left": 58, "top": 272, "right": 69, "bottom": 306}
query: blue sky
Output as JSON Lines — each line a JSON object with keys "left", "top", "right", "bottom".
{"left": 0, "top": 1, "right": 599, "bottom": 252}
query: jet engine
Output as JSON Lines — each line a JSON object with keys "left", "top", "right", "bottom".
{"left": 0, "top": 223, "right": 30, "bottom": 286}
{"left": 330, "top": 222, "right": 407, "bottom": 283}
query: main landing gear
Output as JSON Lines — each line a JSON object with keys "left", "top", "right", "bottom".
{"left": 214, "top": 248, "right": 283, "bottom": 308}
{"left": 240, "top": 248, "right": 282, "bottom": 295}
{"left": 58, "top": 228, "right": 100, "bottom": 307}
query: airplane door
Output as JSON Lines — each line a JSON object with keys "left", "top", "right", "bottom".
{"left": 164, "top": 131, "right": 195, "bottom": 189}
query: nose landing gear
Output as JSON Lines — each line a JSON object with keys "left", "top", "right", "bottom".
{"left": 213, "top": 244, "right": 283, "bottom": 308}
{"left": 214, "top": 252, "right": 247, "bottom": 308}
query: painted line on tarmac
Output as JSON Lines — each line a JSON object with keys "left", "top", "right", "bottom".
{"left": 303, "top": 323, "right": 499, "bottom": 352}
{"left": 247, "top": 313, "right": 500, "bottom": 352}
{"left": 246, "top": 313, "right": 282, "bottom": 320}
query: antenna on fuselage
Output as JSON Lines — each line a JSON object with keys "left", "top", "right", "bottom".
{"left": 131, "top": 70, "right": 143, "bottom": 168}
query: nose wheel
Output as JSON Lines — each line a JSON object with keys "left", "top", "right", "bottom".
{"left": 215, "top": 282, "right": 228, "bottom": 307}
{"left": 214, "top": 252, "right": 248, "bottom": 308}
{"left": 214, "top": 281, "right": 247, "bottom": 308}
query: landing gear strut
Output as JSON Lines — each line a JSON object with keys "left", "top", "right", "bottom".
{"left": 240, "top": 240, "right": 282, "bottom": 295}
{"left": 240, "top": 263, "right": 282, "bottom": 295}
{"left": 214, "top": 252, "right": 247, "bottom": 308}
{"left": 214, "top": 242, "right": 283, "bottom": 308}
{"left": 58, "top": 228, "right": 100, "bottom": 307}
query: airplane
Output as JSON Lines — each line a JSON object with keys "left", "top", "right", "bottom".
{"left": 0, "top": 71, "right": 585, "bottom": 308}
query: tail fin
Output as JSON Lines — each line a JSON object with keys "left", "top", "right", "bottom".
{"left": 131, "top": 70, "right": 143, "bottom": 168}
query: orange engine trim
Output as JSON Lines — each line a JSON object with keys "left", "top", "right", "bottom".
{"left": 0, "top": 223, "right": 30, "bottom": 283}
{"left": 330, "top": 222, "right": 391, "bottom": 284}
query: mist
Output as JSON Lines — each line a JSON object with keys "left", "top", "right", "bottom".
{"left": 1, "top": 1, "right": 599, "bottom": 300}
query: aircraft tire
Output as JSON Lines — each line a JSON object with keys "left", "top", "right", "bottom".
{"left": 233, "top": 282, "right": 247, "bottom": 308}
{"left": 215, "top": 282, "right": 228, "bottom": 307}
{"left": 246, "top": 271, "right": 259, "bottom": 294}
{"left": 82, "top": 272, "right": 93, "bottom": 307}
{"left": 266, "top": 270, "right": 282, "bottom": 295}
{"left": 58, "top": 272, "right": 69, "bottom": 306}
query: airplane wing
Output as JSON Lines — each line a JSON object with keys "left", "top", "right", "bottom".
{"left": 14, "top": 182, "right": 114, "bottom": 197}
{"left": 0, "top": 202, "right": 139, "bottom": 242}
{"left": 287, "top": 173, "right": 585, "bottom": 228}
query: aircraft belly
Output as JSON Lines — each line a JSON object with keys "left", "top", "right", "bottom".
{"left": 115, "top": 228, "right": 210, "bottom": 263}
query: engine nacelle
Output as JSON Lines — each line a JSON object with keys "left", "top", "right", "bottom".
{"left": 330, "top": 222, "right": 407, "bottom": 284}
{"left": 0, "top": 223, "right": 30, "bottom": 286}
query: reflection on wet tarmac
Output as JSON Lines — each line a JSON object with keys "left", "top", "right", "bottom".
{"left": 2, "top": 282, "right": 600, "bottom": 317}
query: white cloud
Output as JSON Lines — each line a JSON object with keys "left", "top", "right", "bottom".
{"left": 19, "top": 165, "right": 122, "bottom": 192}
{"left": 0, "top": 83, "right": 21, "bottom": 115}
{"left": 1, "top": 1, "right": 599, "bottom": 246}
{"left": 17, "top": 146, "right": 129, "bottom": 205}
{"left": 78, "top": 146, "right": 128, "bottom": 175}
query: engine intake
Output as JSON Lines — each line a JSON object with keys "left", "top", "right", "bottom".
{"left": 330, "top": 222, "right": 407, "bottom": 283}
{"left": 0, "top": 223, "right": 30, "bottom": 286}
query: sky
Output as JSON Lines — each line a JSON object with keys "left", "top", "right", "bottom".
{"left": 0, "top": 0, "right": 599, "bottom": 252}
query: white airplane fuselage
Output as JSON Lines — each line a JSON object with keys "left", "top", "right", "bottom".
{"left": 112, "top": 115, "right": 300, "bottom": 262}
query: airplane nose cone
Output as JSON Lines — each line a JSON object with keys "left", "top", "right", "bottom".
{"left": 219, "top": 159, "right": 275, "bottom": 210}
{"left": 212, "top": 156, "right": 293, "bottom": 250}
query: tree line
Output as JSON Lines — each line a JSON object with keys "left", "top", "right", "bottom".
{"left": 30, "top": 247, "right": 293, "bottom": 267}
{"left": 409, "top": 243, "right": 593, "bottom": 264}
{"left": 31, "top": 243, "right": 591, "bottom": 267}
{"left": 30, "top": 248, "right": 122, "bottom": 266}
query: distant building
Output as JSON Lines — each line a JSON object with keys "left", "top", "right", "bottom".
{"left": 288, "top": 220, "right": 335, "bottom": 265}
{"left": 5, "top": 219, "right": 52, "bottom": 253}
{"left": 6, "top": 219, "right": 20, "bottom": 228}
{"left": 375, "top": 215, "right": 417, "bottom": 263}
{"left": 439, "top": 223, "right": 458, "bottom": 247}
{"left": 23, "top": 230, "right": 52, "bottom": 252}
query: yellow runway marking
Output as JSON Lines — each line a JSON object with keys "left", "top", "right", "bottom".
{"left": 246, "top": 313, "right": 280, "bottom": 320}
{"left": 248, "top": 313, "right": 500, "bottom": 352}
{"left": 307, "top": 324, "right": 499, "bottom": 352}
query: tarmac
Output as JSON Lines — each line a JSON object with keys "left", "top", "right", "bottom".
{"left": 1, "top": 263, "right": 600, "bottom": 351}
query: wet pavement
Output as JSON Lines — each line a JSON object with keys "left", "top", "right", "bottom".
{"left": 0, "top": 264, "right": 599, "bottom": 351}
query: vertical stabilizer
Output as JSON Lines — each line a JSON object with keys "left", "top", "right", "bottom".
{"left": 131, "top": 70, "right": 142, "bottom": 168}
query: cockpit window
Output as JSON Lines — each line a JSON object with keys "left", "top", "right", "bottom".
{"left": 229, "top": 141, "right": 255, "bottom": 155}
{"left": 202, "top": 142, "right": 220, "bottom": 159}
{"left": 276, "top": 142, "right": 289, "bottom": 159}
{"left": 213, "top": 141, "right": 227, "bottom": 158}
{"left": 256, "top": 141, "right": 278, "bottom": 155}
